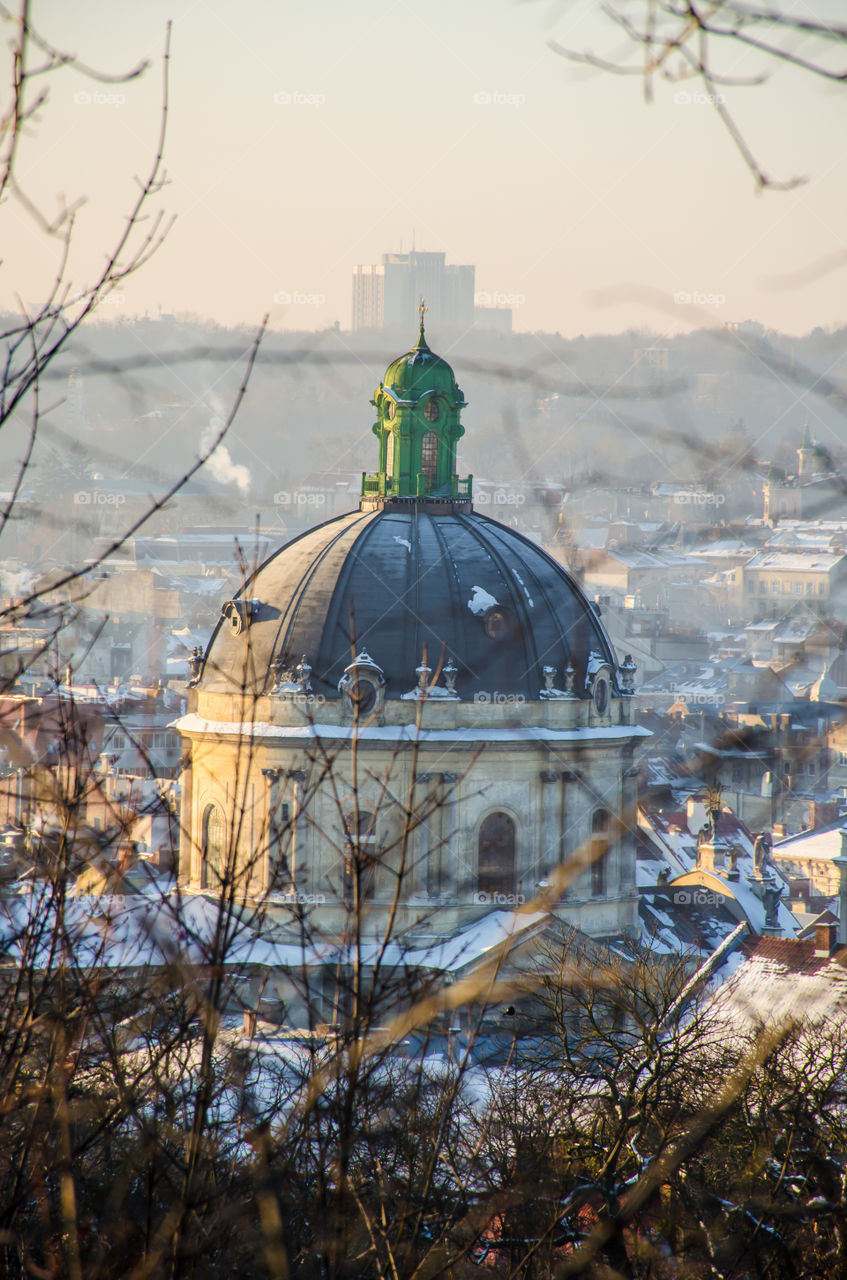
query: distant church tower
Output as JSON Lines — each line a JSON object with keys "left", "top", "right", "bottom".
{"left": 796, "top": 421, "right": 821, "bottom": 479}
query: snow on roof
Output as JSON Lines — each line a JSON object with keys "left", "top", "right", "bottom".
{"left": 765, "top": 523, "right": 847, "bottom": 550}
{"left": 349, "top": 909, "right": 551, "bottom": 973}
{"left": 688, "top": 540, "right": 757, "bottom": 559}
{"left": 602, "top": 548, "right": 701, "bottom": 569}
{"left": 708, "top": 938, "right": 847, "bottom": 1030}
{"left": 577, "top": 528, "right": 609, "bottom": 550}
{"left": 639, "top": 887, "right": 745, "bottom": 957}
{"left": 744, "top": 550, "right": 843, "bottom": 572}
{"left": 0, "top": 886, "right": 550, "bottom": 977}
{"left": 638, "top": 662, "right": 726, "bottom": 697}
{"left": 172, "top": 713, "right": 652, "bottom": 746}
{"left": 773, "top": 822, "right": 847, "bottom": 862}
{"left": 638, "top": 804, "right": 797, "bottom": 939}
{"left": 467, "top": 585, "right": 500, "bottom": 616}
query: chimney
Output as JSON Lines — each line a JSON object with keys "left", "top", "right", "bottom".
{"left": 814, "top": 920, "right": 838, "bottom": 956}
{"left": 810, "top": 800, "right": 839, "bottom": 830}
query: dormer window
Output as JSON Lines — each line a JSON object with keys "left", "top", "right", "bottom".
{"left": 424, "top": 397, "right": 439, "bottom": 422}
{"left": 483, "top": 605, "right": 514, "bottom": 641}
{"left": 350, "top": 676, "right": 377, "bottom": 715}
{"left": 338, "top": 650, "right": 386, "bottom": 719}
{"left": 220, "top": 598, "right": 260, "bottom": 635}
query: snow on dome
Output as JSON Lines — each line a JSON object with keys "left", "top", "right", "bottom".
{"left": 468, "top": 585, "right": 499, "bottom": 616}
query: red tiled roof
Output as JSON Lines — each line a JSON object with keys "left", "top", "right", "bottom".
{"left": 741, "top": 936, "right": 847, "bottom": 974}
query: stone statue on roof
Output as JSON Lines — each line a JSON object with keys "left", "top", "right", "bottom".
{"left": 753, "top": 831, "right": 772, "bottom": 877}
{"left": 706, "top": 782, "right": 724, "bottom": 843}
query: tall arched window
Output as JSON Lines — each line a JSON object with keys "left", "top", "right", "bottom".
{"left": 421, "top": 431, "right": 438, "bottom": 488}
{"left": 344, "top": 810, "right": 378, "bottom": 904}
{"left": 385, "top": 431, "right": 395, "bottom": 477}
{"left": 202, "top": 803, "right": 226, "bottom": 888}
{"left": 591, "top": 808, "right": 610, "bottom": 897}
{"left": 478, "top": 812, "right": 516, "bottom": 899}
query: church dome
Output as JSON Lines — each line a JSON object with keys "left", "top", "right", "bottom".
{"left": 197, "top": 314, "right": 622, "bottom": 705}
{"left": 200, "top": 506, "right": 618, "bottom": 703}
{"left": 382, "top": 329, "right": 465, "bottom": 406}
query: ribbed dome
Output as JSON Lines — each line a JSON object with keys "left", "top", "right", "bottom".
{"left": 382, "top": 331, "right": 464, "bottom": 405}
{"left": 200, "top": 507, "right": 619, "bottom": 702}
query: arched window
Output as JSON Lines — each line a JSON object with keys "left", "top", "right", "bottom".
{"left": 344, "top": 810, "right": 378, "bottom": 904}
{"left": 385, "top": 431, "right": 395, "bottom": 477}
{"left": 478, "top": 812, "right": 516, "bottom": 899}
{"left": 202, "top": 803, "right": 226, "bottom": 888}
{"left": 591, "top": 808, "right": 610, "bottom": 897}
{"left": 421, "top": 431, "right": 438, "bottom": 487}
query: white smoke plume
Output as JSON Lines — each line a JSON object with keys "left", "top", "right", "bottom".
{"left": 200, "top": 393, "right": 251, "bottom": 495}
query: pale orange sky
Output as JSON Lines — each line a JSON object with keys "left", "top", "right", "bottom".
{"left": 4, "top": 0, "right": 846, "bottom": 337}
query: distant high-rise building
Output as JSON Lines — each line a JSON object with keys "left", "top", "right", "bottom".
{"left": 352, "top": 265, "right": 383, "bottom": 330}
{"left": 351, "top": 250, "right": 474, "bottom": 332}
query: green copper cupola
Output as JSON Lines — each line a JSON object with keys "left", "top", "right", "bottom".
{"left": 362, "top": 300, "right": 472, "bottom": 504}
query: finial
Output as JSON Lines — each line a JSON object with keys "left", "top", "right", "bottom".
{"left": 418, "top": 296, "right": 427, "bottom": 340}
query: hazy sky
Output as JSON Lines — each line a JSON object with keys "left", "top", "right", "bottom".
{"left": 5, "top": 0, "right": 847, "bottom": 336}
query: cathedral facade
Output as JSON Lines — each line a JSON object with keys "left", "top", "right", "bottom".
{"left": 174, "top": 316, "right": 647, "bottom": 943}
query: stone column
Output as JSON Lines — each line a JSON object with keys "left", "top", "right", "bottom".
{"left": 261, "top": 767, "right": 283, "bottom": 892}
{"left": 178, "top": 748, "right": 193, "bottom": 888}
{"left": 414, "top": 772, "right": 435, "bottom": 898}
{"left": 440, "top": 772, "right": 460, "bottom": 899}
{"left": 539, "top": 770, "right": 559, "bottom": 891}
{"left": 560, "top": 769, "right": 583, "bottom": 898}
{"left": 619, "top": 764, "right": 639, "bottom": 897}
{"left": 288, "top": 769, "right": 307, "bottom": 892}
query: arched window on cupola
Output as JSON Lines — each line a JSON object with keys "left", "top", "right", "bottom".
{"left": 478, "top": 811, "right": 516, "bottom": 899}
{"left": 385, "top": 430, "right": 395, "bottom": 477}
{"left": 421, "top": 430, "right": 438, "bottom": 488}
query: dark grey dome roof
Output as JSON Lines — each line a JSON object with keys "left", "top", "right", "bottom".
{"left": 200, "top": 507, "right": 619, "bottom": 701}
